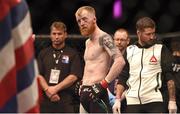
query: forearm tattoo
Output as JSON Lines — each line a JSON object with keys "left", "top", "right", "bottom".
{"left": 167, "top": 80, "right": 176, "bottom": 100}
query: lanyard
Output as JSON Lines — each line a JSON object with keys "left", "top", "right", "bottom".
{"left": 53, "top": 50, "right": 63, "bottom": 67}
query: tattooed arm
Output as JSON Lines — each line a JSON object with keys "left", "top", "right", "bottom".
{"left": 167, "top": 80, "right": 176, "bottom": 101}
{"left": 161, "top": 45, "right": 177, "bottom": 113}
{"left": 167, "top": 80, "right": 177, "bottom": 113}
{"left": 99, "top": 34, "right": 125, "bottom": 83}
{"left": 161, "top": 45, "right": 176, "bottom": 101}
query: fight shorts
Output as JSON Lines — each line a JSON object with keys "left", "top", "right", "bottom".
{"left": 80, "top": 85, "right": 112, "bottom": 113}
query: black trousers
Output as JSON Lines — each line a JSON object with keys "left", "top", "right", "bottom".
{"left": 126, "top": 102, "right": 165, "bottom": 113}
{"left": 40, "top": 96, "right": 76, "bottom": 113}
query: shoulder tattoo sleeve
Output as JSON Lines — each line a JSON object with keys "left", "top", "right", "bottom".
{"left": 99, "top": 34, "right": 115, "bottom": 49}
{"left": 99, "top": 34, "right": 119, "bottom": 58}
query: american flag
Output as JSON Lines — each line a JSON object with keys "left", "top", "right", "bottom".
{"left": 0, "top": 0, "right": 40, "bottom": 112}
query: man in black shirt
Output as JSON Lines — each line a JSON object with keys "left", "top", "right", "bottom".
{"left": 37, "top": 21, "right": 83, "bottom": 113}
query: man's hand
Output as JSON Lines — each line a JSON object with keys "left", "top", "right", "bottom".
{"left": 44, "top": 86, "right": 58, "bottom": 98}
{"left": 168, "top": 101, "right": 177, "bottom": 114}
{"left": 45, "top": 85, "right": 59, "bottom": 99}
{"left": 50, "top": 94, "right": 60, "bottom": 102}
{"left": 112, "top": 98, "right": 121, "bottom": 114}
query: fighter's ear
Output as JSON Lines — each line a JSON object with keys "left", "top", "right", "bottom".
{"left": 93, "top": 16, "right": 96, "bottom": 22}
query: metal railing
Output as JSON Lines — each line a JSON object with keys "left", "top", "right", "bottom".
{"left": 35, "top": 31, "right": 180, "bottom": 40}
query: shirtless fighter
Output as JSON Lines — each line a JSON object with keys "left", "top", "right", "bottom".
{"left": 75, "top": 6, "right": 125, "bottom": 113}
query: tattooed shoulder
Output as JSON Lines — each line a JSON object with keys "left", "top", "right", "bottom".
{"left": 99, "top": 34, "right": 115, "bottom": 49}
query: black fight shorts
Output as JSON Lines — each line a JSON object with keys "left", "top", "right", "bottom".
{"left": 80, "top": 85, "right": 112, "bottom": 113}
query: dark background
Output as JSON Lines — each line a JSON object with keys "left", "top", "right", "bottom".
{"left": 26, "top": 0, "right": 180, "bottom": 35}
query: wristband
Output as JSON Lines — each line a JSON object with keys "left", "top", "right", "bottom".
{"left": 100, "top": 79, "right": 109, "bottom": 88}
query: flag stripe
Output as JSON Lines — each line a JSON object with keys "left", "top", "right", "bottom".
{"left": 0, "top": 0, "right": 28, "bottom": 50}
{"left": 26, "top": 103, "right": 40, "bottom": 113}
{"left": 15, "top": 36, "right": 34, "bottom": 71}
{"left": 17, "top": 75, "right": 39, "bottom": 112}
{"left": 0, "top": 14, "right": 12, "bottom": 50}
{"left": 17, "top": 58, "right": 35, "bottom": 93}
{"left": 0, "top": 95, "right": 17, "bottom": 112}
{"left": 12, "top": 12, "right": 32, "bottom": 49}
{"left": 0, "top": 67, "right": 17, "bottom": 108}
{"left": 10, "top": 0, "right": 28, "bottom": 29}
{"left": 0, "top": 0, "right": 19, "bottom": 20}
{"left": 0, "top": 0, "right": 40, "bottom": 112}
{"left": 0, "top": 39, "right": 15, "bottom": 81}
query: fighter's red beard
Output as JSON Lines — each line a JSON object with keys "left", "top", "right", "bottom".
{"left": 80, "top": 28, "right": 89, "bottom": 36}
{"left": 80, "top": 25, "right": 95, "bottom": 37}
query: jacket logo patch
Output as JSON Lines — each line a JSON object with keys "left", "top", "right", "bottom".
{"left": 149, "top": 55, "right": 157, "bottom": 65}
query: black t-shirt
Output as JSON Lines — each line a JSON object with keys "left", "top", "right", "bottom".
{"left": 37, "top": 45, "right": 83, "bottom": 101}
